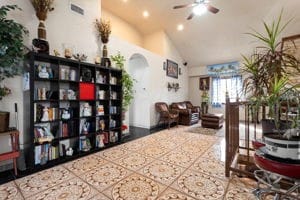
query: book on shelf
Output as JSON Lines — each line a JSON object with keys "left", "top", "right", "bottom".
{"left": 34, "top": 104, "right": 59, "bottom": 122}
{"left": 34, "top": 123, "right": 54, "bottom": 144}
{"left": 95, "top": 134, "right": 105, "bottom": 148}
{"left": 35, "top": 144, "right": 56, "bottom": 165}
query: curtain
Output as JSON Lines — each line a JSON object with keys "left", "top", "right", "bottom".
{"left": 211, "top": 75, "right": 242, "bottom": 108}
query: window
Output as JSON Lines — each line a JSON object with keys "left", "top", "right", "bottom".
{"left": 211, "top": 75, "right": 242, "bottom": 107}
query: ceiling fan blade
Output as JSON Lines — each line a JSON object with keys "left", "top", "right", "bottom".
{"left": 173, "top": 3, "right": 196, "bottom": 9}
{"left": 206, "top": 4, "right": 220, "bottom": 14}
{"left": 187, "top": 13, "right": 195, "bottom": 20}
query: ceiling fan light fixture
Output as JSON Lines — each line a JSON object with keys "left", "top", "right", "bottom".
{"left": 193, "top": 4, "right": 207, "bottom": 16}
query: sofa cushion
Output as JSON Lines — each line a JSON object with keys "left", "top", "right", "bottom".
{"left": 177, "top": 103, "right": 186, "bottom": 109}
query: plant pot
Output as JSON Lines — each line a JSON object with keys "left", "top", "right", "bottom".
{"left": 261, "top": 119, "right": 292, "bottom": 134}
{"left": 0, "top": 111, "right": 9, "bottom": 132}
{"left": 264, "top": 133, "right": 300, "bottom": 161}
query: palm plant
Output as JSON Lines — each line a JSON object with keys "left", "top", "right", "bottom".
{"left": 246, "top": 10, "right": 300, "bottom": 94}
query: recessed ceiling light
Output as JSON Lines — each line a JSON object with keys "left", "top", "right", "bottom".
{"left": 193, "top": 4, "right": 207, "bottom": 16}
{"left": 143, "top": 10, "right": 149, "bottom": 18}
{"left": 122, "top": 0, "right": 128, "bottom": 2}
{"left": 177, "top": 24, "right": 184, "bottom": 31}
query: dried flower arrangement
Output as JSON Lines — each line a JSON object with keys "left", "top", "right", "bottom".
{"left": 31, "top": 0, "right": 54, "bottom": 19}
{"left": 95, "top": 19, "right": 111, "bottom": 44}
{"left": 30, "top": 0, "right": 54, "bottom": 41}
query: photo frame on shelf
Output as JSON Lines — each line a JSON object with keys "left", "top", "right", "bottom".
{"left": 199, "top": 77, "right": 210, "bottom": 91}
{"left": 281, "top": 34, "right": 300, "bottom": 85}
{"left": 166, "top": 59, "right": 178, "bottom": 79}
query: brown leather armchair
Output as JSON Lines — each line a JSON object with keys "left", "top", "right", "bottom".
{"left": 170, "top": 101, "right": 200, "bottom": 125}
{"left": 155, "top": 102, "right": 179, "bottom": 129}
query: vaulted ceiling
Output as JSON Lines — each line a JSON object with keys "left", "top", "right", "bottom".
{"left": 102, "top": 0, "right": 300, "bottom": 67}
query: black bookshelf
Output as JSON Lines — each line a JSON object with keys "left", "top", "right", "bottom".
{"left": 26, "top": 52, "right": 122, "bottom": 169}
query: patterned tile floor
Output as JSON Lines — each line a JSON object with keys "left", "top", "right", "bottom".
{"left": 0, "top": 125, "right": 263, "bottom": 200}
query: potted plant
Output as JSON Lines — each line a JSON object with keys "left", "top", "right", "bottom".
{"left": 0, "top": 5, "right": 28, "bottom": 132}
{"left": 242, "top": 11, "right": 300, "bottom": 161}
{"left": 201, "top": 90, "right": 209, "bottom": 114}
{"left": 111, "top": 52, "right": 135, "bottom": 111}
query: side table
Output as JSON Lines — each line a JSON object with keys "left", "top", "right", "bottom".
{"left": 0, "top": 130, "right": 20, "bottom": 176}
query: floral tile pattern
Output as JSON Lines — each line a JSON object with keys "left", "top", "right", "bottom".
{"left": 63, "top": 155, "right": 107, "bottom": 175}
{"left": 190, "top": 157, "right": 226, "bottom": 179}
{"left": 0, "top": 181, "right": 23, "bottom": 200}
{"left": 113, "top": 152, "right": 153, "bottom": 171}
{"left": 140, "top": 160, "right": 183, "bottom": 185}
{"left": 171, "top": 170, "right": 227, "bottom": 199}
{"left": 160, "top": 150, "right": 198, "bottom": 168}
{"left": 103, "top": 174, "right": 167, "bottom": 200}
{"left": 0, "top": 124, "right": 261, "bottom": 200}
{"left": 26, "top": 177, "right": 98, "bottom": 200}
{"left": 15, "top": 166, "right": 75, "bottom": 197}
{"left": 96, "top": 147, "right": 129, "bottom": 161}
{"left": 82, "top": 163, "right": 131, "bottom": 192}
{"left": 157, "top": 188, "right": 196, "bottom": 200}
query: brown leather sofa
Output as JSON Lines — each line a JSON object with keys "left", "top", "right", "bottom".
{"left": 170, "top": 101, "right": 200, "bottom": 125}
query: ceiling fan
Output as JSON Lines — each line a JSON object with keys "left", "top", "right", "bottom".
{"left": 173, "top": 0, "right": 220, "bottom": 20}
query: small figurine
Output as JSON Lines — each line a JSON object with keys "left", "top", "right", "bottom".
{"left": 53, "top": 49, "right": 60, "bottom": 56}
{"left": 99, "top": 120, "right": 105, "bottom": 131}
{"left": 99, "top": 134, "right": 105, "bottom": 148}
{"left": 38, "top": 65, "right": 49, "bottom": 79}
{"left": 41, "top": 107, "right": 49, "bottom": 122}
{"left": 73, "top": 53, "right": 87, "bottom": 62}
{"left": 82, "top": 103, "right": 91, "bottom": 116}
{"left": 65, "top": 48, "right": 72, "bottom": 58}
{"left": 82, "top": 121, "right": 90, "bottom": 134}
{"left": 66, "top": 147, "right": 73, "bottom": 156}
{"left": 95, "top": 56, "right": 101, "bottom": 64}
{"left": 61, "top": 109, "right": 70, "bottom": 120}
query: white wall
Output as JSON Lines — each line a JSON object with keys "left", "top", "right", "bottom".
{"left": 102, "top": 9, "right": 143, "bottom": 47}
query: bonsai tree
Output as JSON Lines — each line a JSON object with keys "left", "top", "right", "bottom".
{"left": 0, "top": 5, "right": 28, "bottom": 100}
{"left": 111, "top": 52, "right": 135, "bottom": 111}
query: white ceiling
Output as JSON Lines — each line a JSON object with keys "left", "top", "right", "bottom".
{"left": 102, "top": 0, "right": 300, "bottom": 67}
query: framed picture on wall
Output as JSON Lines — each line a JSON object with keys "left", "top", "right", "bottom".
{"left": 166, "top": 59, "right": 178, "bottom": 79}
{"left": 199, "top": 77, "right": 210, "bottom": 90}
{"left": 281, "top": 34, "right": 300, "bottom": 85}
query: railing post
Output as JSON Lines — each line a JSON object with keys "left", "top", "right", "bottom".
{"left": 225, "top": 92, "right": 230, "bottom": 177}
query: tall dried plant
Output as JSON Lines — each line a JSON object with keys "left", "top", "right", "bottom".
{"left": 95, "top": 19, "right": 111, "bottom": 43}
{"left": 31, "top": 0, "right": 54, "bottom": 13}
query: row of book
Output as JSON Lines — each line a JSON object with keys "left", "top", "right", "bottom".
{"left": 109, "top": 106, "right": 119, "bottom": 114}
{"left": 35, "top": 144, "right": 59, "bottom": 165}
{"left": 59, "top": 121, "right": 76, "bottom": 138}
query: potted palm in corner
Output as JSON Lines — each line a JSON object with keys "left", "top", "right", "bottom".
{"left": 242, "top": 11, "right": 300, "bottom": 161}
{"left": 0, "top": 5, "right": 28, "bottom": 132}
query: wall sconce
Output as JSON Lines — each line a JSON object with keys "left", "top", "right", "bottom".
{"left": 179, "top": 68, "right": 182, "bottom": 75}
{"left": 168, "top": 82, "right": 180, "bottom": 92}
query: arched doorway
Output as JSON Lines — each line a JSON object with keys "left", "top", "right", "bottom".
{"left": 128, "top": 53, "right": 150, "bottom": 129}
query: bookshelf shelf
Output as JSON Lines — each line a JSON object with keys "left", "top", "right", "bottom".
{"left": 26, "top": 52, "right": 123, "bottom": 170}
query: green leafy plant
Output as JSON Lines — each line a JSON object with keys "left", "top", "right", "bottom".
{"left": 111, "top": 52, "right": 135, "bottom": 111}
{"left": 245, "top": 10, "right": 300, "bottom": 93}
{"left": 0, "top": 5, "right": 28, "bottom": 99}
{"left": 242, "top": 11, "right": 300, "bottom": 137}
